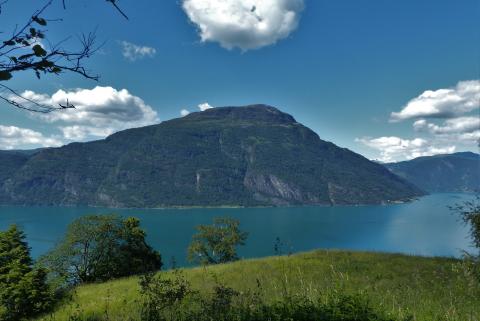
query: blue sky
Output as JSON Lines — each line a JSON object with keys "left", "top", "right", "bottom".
{"left": 0, "top": 0, "right": 478, "bottom": 162}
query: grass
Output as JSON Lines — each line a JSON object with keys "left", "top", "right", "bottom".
{"left": 36, "top": 250, "right": 479, "bottom": 321}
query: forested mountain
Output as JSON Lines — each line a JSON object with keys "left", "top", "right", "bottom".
{"left": 386, "top": 152, "right": 480, "bottom": 193}
{"left": 0, "top": 105, "right": 423, "bottom": 207}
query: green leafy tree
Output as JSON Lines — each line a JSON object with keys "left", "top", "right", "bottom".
{"left": 451, "top": 195, "right": 480, "bottom": 283}
{"left": 41, "top": 215, "right": 162, "bottom": 285}
{"left": 0, "top": 225, "right": 52, "bottom": 321}
{"left": 188, "top": 217, "right": 248, "bottom": 265}
{"left": 452, "top": 195, "right": 480, "bottom": 254}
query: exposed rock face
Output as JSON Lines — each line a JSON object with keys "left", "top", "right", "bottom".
{"left": 0, "top": 105, "right": 423, "bottom": 207}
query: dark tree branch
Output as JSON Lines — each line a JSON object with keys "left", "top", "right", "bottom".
{"left": 0, "top": 0, "right": 126, "bottom": 112}
{"left": 0, "top": 83, "right": 75, "bottom": 113}
{"left": 106, "top": 0, "right": 129, "bottom": 20}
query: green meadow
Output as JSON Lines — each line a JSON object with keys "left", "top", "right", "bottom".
{"left": 36, "top": 250, "right": 480, "bottom": 321}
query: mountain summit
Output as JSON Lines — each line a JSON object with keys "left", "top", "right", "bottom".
{"left": 0, "top": 105, "right": 423, "bottom": 207}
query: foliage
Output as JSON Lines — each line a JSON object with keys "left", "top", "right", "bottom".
{"left": 139, "top": 271, "right": 192, "bottom": 321}
{"left": 452, "top": 194, "right": 480, "bottom": 252}
{"left": 41, "top": 215, "right": 162, "bottom": 286}
{"left": 0, "top": 0, "right": 127, "bottom": 112}
{"left": 451, "top": 195, "right": 480, "bottom": 285}
{"left": 108, "top": 272, "right": 398, "bottom": 321}
{"left": 188, "top": 217, "right": 248, "bottom": 265}
{"left": 0, "top": 225, "right": 52, "bottom": 321}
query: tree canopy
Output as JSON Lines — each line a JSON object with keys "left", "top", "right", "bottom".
{"left": 0, "top": 225, "right": 52, "bottom": 321}
{"left": 41, "top": 214, "right": 162, "bottom": 285}
{"left": 188, "top": 217, "right": 248, "bottom": 265}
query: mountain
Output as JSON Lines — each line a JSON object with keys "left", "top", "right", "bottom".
{"left": 385, "top": 152, "right": 480, "bottom": 193}
{"left": 0, "top": 105, "right": 423, "bottom": 207}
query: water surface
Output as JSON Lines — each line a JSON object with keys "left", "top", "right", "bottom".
{"left": 0, "top": 193, "right": 474, "bottom": 267}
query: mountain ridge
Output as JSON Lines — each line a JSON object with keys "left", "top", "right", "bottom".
{"left": 0, "top": 104, "right": 423, "bottom": 207}
{"left": 386, "top": 152, "right": 480, "bottom": 193}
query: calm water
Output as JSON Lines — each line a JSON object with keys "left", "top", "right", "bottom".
{"left": 0, "top": 193, "right": 474, "bottom": 267}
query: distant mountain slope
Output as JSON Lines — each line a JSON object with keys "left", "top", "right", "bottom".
{"left": 0, "top": 105, "right": 423, "bottom": 207}
{"left": 386, "top": 152, "right": 480, "bottom": 193}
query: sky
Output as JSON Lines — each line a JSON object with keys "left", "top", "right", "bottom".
{"left": 0, "top": 0, "right": 479, "bottom": 162}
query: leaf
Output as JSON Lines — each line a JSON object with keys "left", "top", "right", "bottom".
{"left": 0, "top": 71, "right": 12, "bottom": 81}
{"left": 30, "top": 28, "right": 37, "bottom": 37}
{"left": 32, "top": 16, "right": 47, "bottom": 26}
{"left": 3, "top": 40, "right": 15, "bottom": 46}
{"left": 35, "top": 70, "right": 40, "bottom": 79}
{"left": 19, "top": 53, "right": 34, "bottom": 60}
{"left": 32, "top": 44, "right": 47, "bottom": 57}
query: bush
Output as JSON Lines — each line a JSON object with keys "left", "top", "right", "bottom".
{"left": 137, "top": 272, "right": 399, "bottom": 321}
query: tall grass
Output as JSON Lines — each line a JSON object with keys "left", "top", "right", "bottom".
{"left": 35, "top": 250, "right": 480, "bottom": 321}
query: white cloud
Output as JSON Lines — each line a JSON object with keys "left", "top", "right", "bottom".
{"left": 356, "top": 136, "right": 456, "bottom": 163}
{"left": 0, "top": 125, "right": 62, "bottom": 150}
{"left": 120, "top": 41, "right": 156, "bottom": 61}
{"left": 414, "top": 116, "right": 480, "bottom": 136}
{"left": 11, "top": 86, "right": 159, "bottom": 142}
{"left": 359, "top": 80, "right": 479, "bottom": 161}
{"left": 182, "top": 0, "right": 304, "bottom": 51}
{"left": 198, "top": 102, "right": 213, "bottom": 111}
{"left": 390, "top": 80, "right": 480, "bottom": 121}
{"left": 180, "top": 109, "right": 190, "bottom": 116}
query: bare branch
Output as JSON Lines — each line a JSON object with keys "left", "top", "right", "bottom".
{"left": 106, "top": 0, "right": 129, "bottom": 20}
{"left": 0, "top": 83, "right": 75, "bottom": 113}
{"left": 0, "top": 0, "right": 127, "bottom": 112}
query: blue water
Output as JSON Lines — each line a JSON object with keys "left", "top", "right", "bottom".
{"left": 0, "top": 193, "right": 474, "bottom": 267}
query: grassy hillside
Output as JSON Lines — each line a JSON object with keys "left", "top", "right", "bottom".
{"left": 36, "top": 250, "right": 479, "bottom": 321}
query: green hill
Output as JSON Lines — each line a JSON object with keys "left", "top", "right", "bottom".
{"left": 386, "top": 152, "right": 480, "bottom": 193}
{"left": 35, "top": 250, "right": 479, "bottom": 321}
{"left": 0, "top": 105, "right": 422, "bottom": 207}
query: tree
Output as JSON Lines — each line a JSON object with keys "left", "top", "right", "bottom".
{"left": 451, "top": 195, "right": 480, "bottom": 283}
{"left": 0, "top": 0, "right": 127, "bottom": 112}
{"left": 0, "top": 225, "right": 52, "bottom": 321}
{"left": 452, "top": 195, "right": 480, "bottom": 254}
{"left": 188, "top": 217, "right": 248, "bottom": 265}
{"left": 41, "top": 215, "right": 162, "bottom": 285}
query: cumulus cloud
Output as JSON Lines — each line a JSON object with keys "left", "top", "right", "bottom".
{"left": 121, "top": 41, "right": 157, "bottom": 61}
{"left": 0, "top": 125, "right": 62, "bottom": 150}
{"left": 390, "top": 80, "right": 480, "bottom": 121}
{"left": 180, "top": 109, "right": 190, "bottom": 116}
{"left": 356, "top": 136, "right": 456, "bottom": 163}
{"left": 358, "top": 80, "right": 479, "bottom": 161}
{"left": 11, "top": 86, "right": 159, "bottom": 142}
{"left": 414, "top": 116, "right": 480, "bottom": 136}
{"left": 198, "top": 102, "right": 213, "bottom": 111}
{"left": 182, "top": 0, "right": 304, "bottom": 51}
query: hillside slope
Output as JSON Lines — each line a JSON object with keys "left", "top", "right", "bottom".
{"left": 386, "top": 152, "right": 480, "bottom": 193}
{"left": 35, "top": 250, "right": 479, "bottom": 321}
{"left": 0, "top": 105, "right": 422, "bottom": 207}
